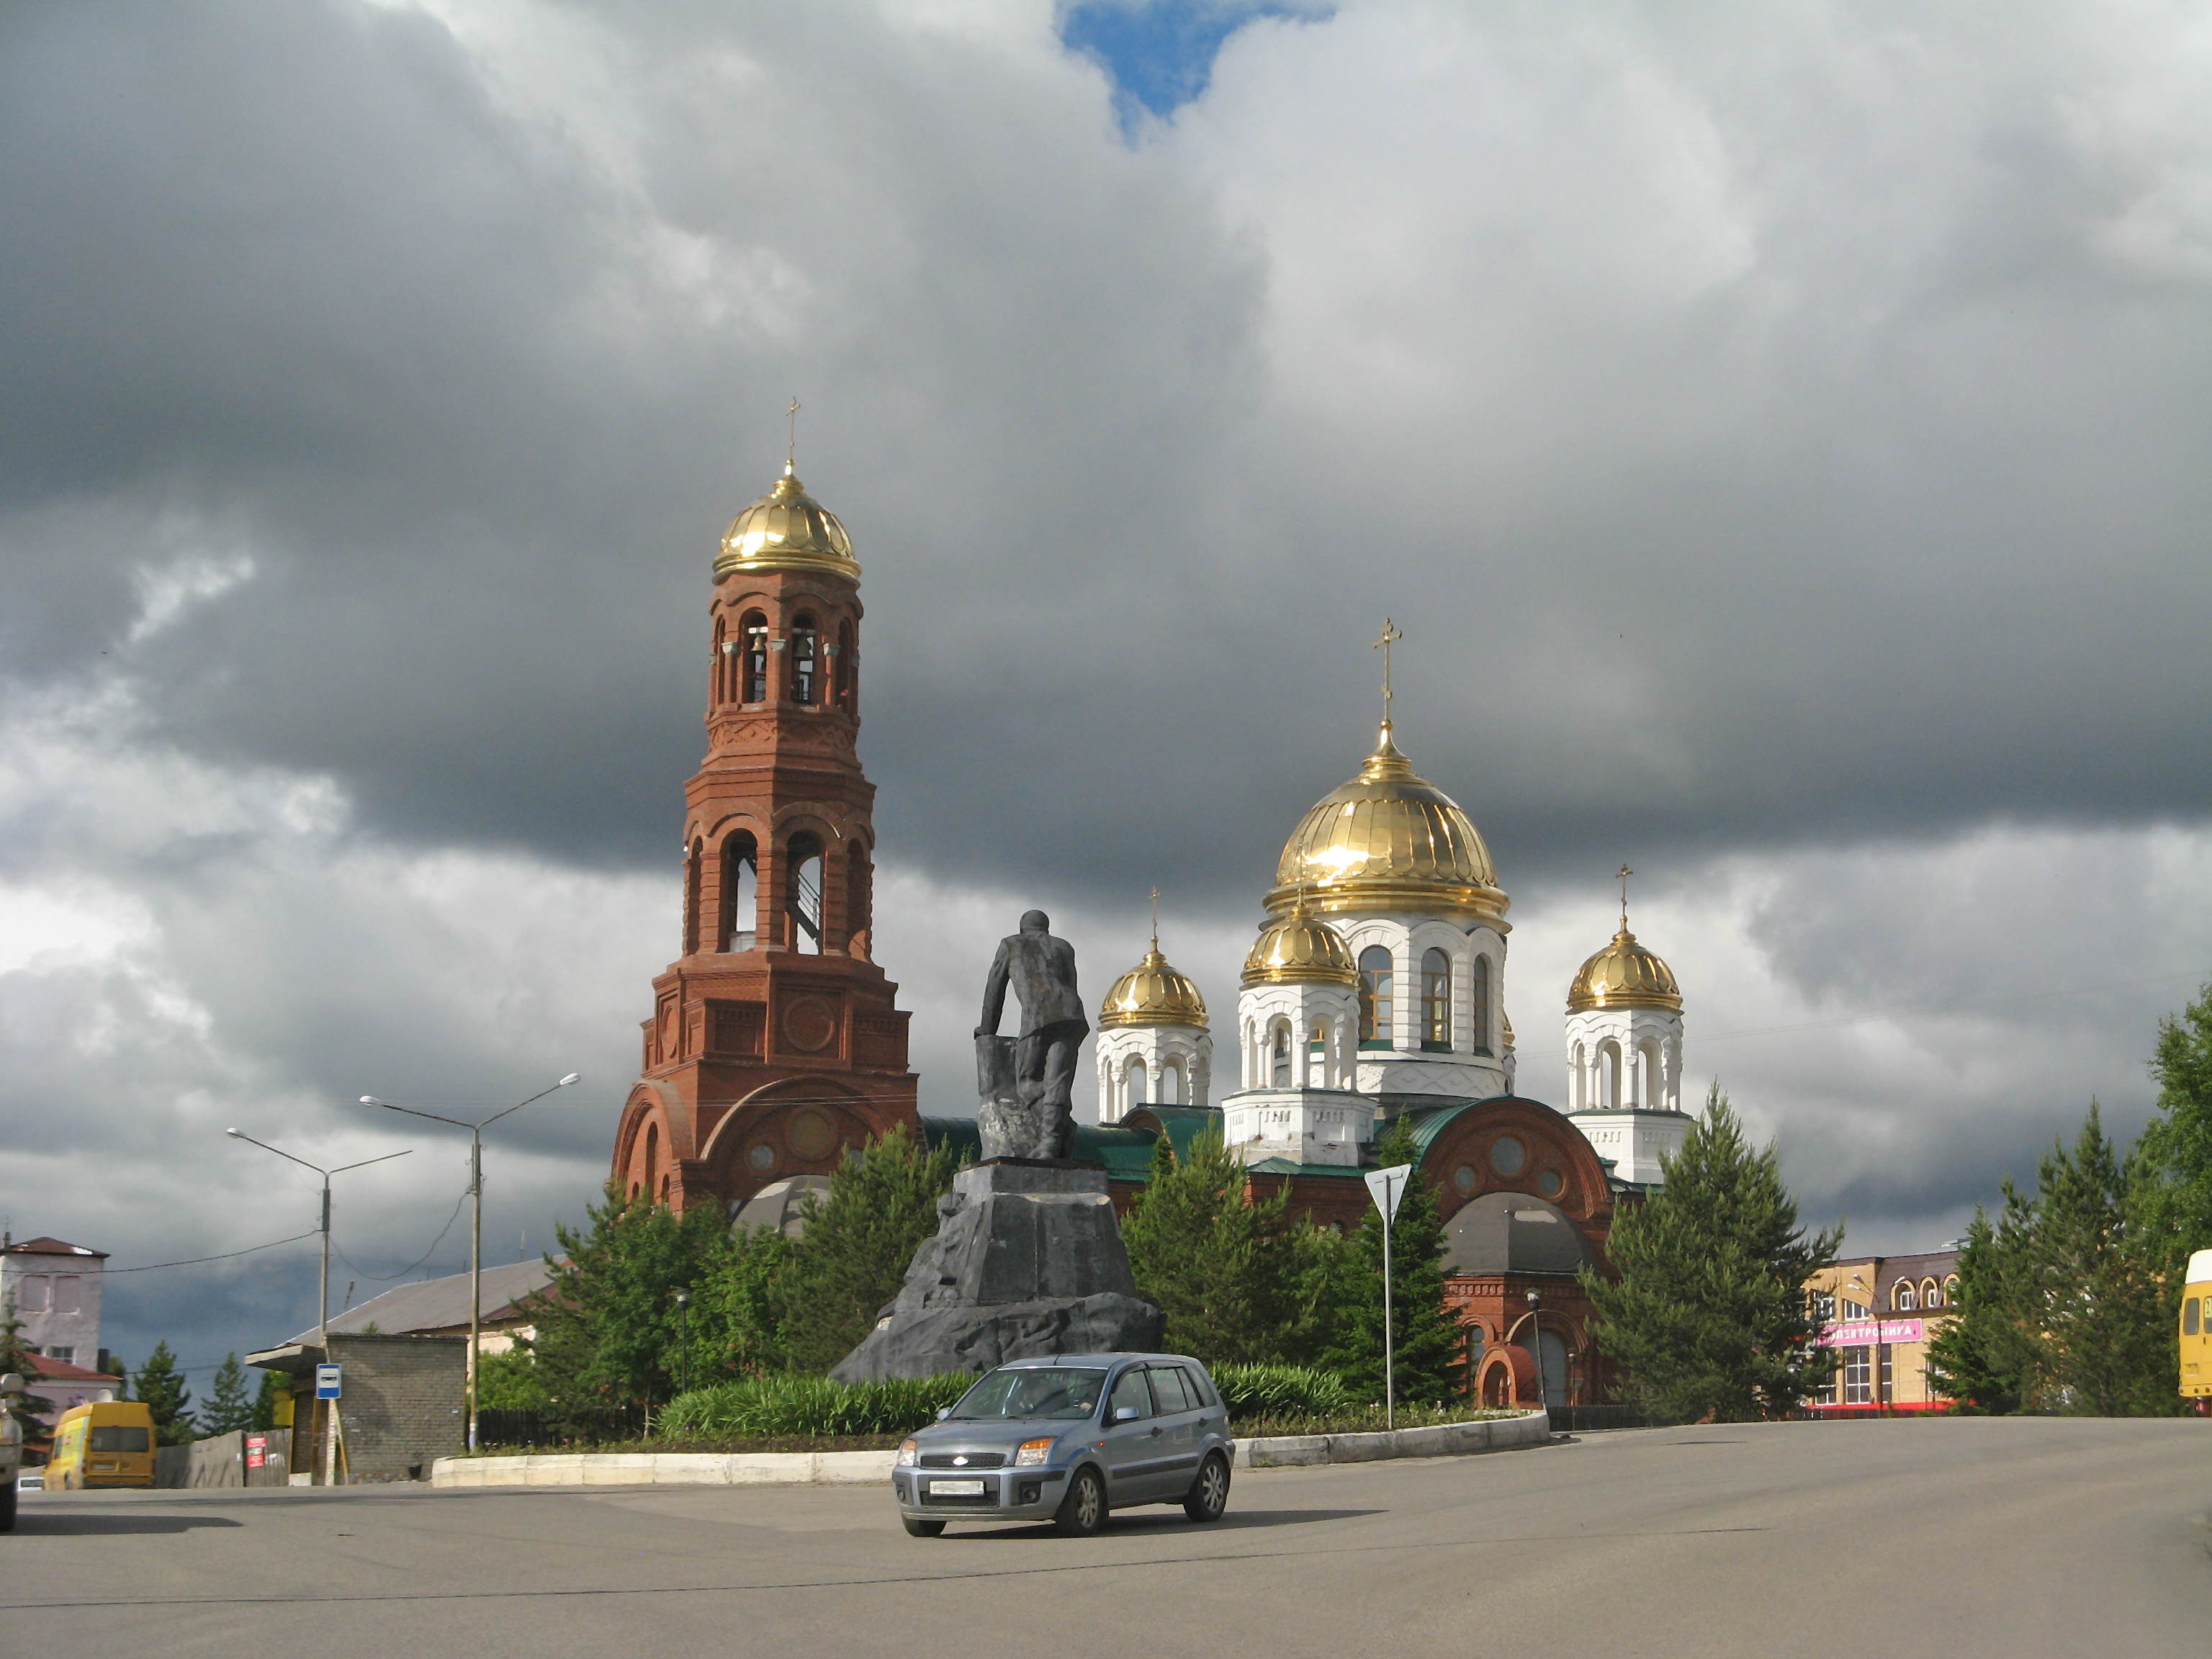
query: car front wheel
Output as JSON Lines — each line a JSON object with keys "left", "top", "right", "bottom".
{"left": 902, "top": 1516, "right": 945, "bottom": 1538}
{"left": 1053, "top": 1466, "right": 1105, "bottom": 1537}
{"left": 1183, "top": 1453, "right": 1230, "bottom": 1522}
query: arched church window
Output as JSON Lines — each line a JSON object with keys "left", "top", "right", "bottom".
{"left": 1471, "top": 956, "right": 1493, "bottom": 1053}
{"left": 791, "top": 613, "right": 820, "bottom": 704}
{"left": 1421, "top": 948, "right": 1452, "bottom": 1049}
{"left": 835, "top": 619, "right": 856, "bottom": 712}
{"left": 1124, "top": 1055, "right": 1148, "bottom": 1108}
{"left": 643, "top": 1123, "right": 660, "bottom": 1198}
{"left": 1359, "top": 947, "right": 1393, "bottom": 1047}
{"left": 742, "top": 611, "right": 769, "bottom": 703}
{"left": 786, "top": 831, "right": 824, "bottom": 954}
{"left": 720, "top": 833, "right": 758, "bottom": 951}
{"left": 1597, "top": 1040, "right": 1622, "bottom": 1110}
{"left": 1161, "top": 1060, "right": 1182, "bottom": 1105}
{"left": 1271, "top": 1024, "right": 1292, "bottom": 1087}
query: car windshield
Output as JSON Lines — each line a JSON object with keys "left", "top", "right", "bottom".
{"left": 947, "top": 1366, "right": 1108, "bottom": 1421}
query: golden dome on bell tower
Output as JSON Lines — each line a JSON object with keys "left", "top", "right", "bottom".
{"left": 715, "top": 462, "right": 860, "bottom": 579}
{"left": 1241, "top": 896, "right": 1358, "bottom": 987}
{"left": 1567, "top": 927, "right": 1682, "bottom": 1012}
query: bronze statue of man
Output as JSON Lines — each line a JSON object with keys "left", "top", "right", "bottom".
{"left": 976, "top": 909, "right": 1088, "bottom": 1159}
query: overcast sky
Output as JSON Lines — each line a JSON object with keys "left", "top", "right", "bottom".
{"left": 3, "top": 0, "right": 2208, "bottom": 1385}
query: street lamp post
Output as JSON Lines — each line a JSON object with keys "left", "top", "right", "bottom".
{"left": 359, "top": 1074, "right": 580, "bottom": 1452}
{"left": 224, "top": 1130, "right": 411, "bottom": 1485}
{"left": 1525, "top": 1288, "right": 1547, "bottom": 1416}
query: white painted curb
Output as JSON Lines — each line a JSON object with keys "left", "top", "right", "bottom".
{"left": 1231, "top": 1408, "right": 1550, "bottom": 1470}
{"left": 430, "top": 1410, "right": 1550, "bottom": 1491}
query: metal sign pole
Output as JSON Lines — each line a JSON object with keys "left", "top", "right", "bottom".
{"left": 1382, "top": 1176, "right": 1395, "bottom": 1432}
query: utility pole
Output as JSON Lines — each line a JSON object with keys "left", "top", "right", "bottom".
{"left": 361, "top": 1074, "right": 579, "bottom": 1452}
{"left": 225, "top": 1130, "right": 410, "bottom": 1485}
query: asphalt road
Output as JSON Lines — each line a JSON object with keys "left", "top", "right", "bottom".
{"left": 6, "top": 1419, "right": 2210, "bottom": 1658}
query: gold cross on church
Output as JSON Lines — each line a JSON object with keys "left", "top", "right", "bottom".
{"left": 1373, "top": 618, "right": 1403, "bottom": 729}
{"left": 1618, "top": 863, "right": 1635, "bottom": 928}
{"left": 1148, "top": 886, "right": 1160, "bottom": 951}
{"left": 785, "top": 395, "right": 801, "bottom": 467}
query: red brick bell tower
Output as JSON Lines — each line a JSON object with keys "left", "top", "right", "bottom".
{"left": 611, "top": 457, "right": 919, "bottom": 1214}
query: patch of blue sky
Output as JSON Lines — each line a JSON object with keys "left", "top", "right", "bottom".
{"left": 1060, "top": 1, "right": 1332, "bottom": 127}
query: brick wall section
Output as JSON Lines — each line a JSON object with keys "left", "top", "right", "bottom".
{"left": 328, "top": 1334, "right": 466, "bottom": 1480}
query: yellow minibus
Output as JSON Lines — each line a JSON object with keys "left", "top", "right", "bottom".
{"left": 44, "top": 1401, "right": 158, "bottom": 1490}
{"left": 2182, "top": 1249, "right": 2212, "bottom": 1407}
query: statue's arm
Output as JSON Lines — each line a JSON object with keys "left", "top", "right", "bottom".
{"left": 978, "top": 942, "right": 1010, "bottom": 1036}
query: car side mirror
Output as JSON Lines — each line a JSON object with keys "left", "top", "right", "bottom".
{"left": 935, "top": 1407, "right": 951, "bottom": 1421}
{"left": 1112, "top": 1406, "right": 1141, "bottom": 1424}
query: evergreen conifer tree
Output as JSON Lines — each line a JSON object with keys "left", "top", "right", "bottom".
{"left": 777, "top": 1123, "right": 959, "bottom": 1375}
{"left": 0, "top": 1294, "right": 53, "bottom": 1439}
{"left": 691, "top": 1220, "right": 794, "bottom": 1382}
{"left": 1321, "top": 1120, "right": 1466, "bottom": 1405}
{"left": 250, "top": 1367, "right": 285, "bottom": 1432}
{"left": 1122, "top": 1129, "right": 1313, "bottom": 1364}
{"left": 2026, "top": 1101, "right": 2170, "bottom": 1416}
{"left": 132, "top": 1340, "right": 197, "bottom": 1444}
{"left": 1583, "top": 1085, "right": 1841, "bottom": 1421}
{"left": 202, "top": 1353, "right": 254, "bottom": 1435}
{"left": 1925, "top": 1190, "right": 2041, "bottom": 1413}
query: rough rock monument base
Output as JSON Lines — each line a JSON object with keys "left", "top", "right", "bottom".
{"left": 828, "top": 1159, "right": 1162, "bottom": 1382}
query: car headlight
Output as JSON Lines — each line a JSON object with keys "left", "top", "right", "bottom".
{"left": 896, "top": 1439, "right": 918, "bottom": 1468}
{"left": 1015, "top": 1438, "right": 1055, "bottom": 1467}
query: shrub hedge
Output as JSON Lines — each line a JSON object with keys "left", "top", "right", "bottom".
{"left": 656, "top": 1362, "right": 1378, "bottom": 1439}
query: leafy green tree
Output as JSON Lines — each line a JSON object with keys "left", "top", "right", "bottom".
{"left": 1584, "top": 1085, "right": 1842, "bottom": 1421}
{"left": 1321, "top": 1120, "right": 1467, "bottom": 1405}
{"left": 250, "top": 1367, "right": 285, "bottom": 1432}
{"left": 475, "top": 1345, "right": 552, "bottom": 1411}
{"left": 2130, "top": 984, "right": 2212, "bottom": 1302}
{"left": 202, "top": 1352, "right": 255, "bottom": 1435}
{"left": 776, "top": 1125, "right": 960, "bottom": 1375}
{"left": 0, "top": 1294, "right": 53, "bottom": 1439}
{"left": 524, "top": 1184, "right": 739, "bottom": 1437}
{"left": 132, "top": 1340, "right": 197, "bottom": 1445}
{"left": 688, "top": 1221, "right": 794, "bottom": 1382}
{"left": 1927, "top": 1190, "right": 2041, "bottom": 1413}
{"left": 2026, "top": 1102, "right": 2171, "bottom": 1416}
{"left": 1123, "top": 1129, "right": 1317, "bottom": 1365}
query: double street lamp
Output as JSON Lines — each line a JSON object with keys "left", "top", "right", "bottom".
{"left": 359, "top": 1074, "right": 580, "bottom": 1451}
{"left": 224, "top": 1130, "right": 412, "bottom": 1484}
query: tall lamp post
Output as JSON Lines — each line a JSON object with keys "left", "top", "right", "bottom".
{"left": 224, "top": 1130, "right": 411, "bottom": 1485}
{"left": 359, "top": 1074, "right": 580, "bottom": 1451}
{"left": 1525, "top": 1288, "right": 1548, "bottom": 1416}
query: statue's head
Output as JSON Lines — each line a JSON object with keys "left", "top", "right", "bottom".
{"left": 1019, "top": 909, "right": 1051, "bottom": 934}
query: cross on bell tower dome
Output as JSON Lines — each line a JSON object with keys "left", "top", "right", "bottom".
{"left": 611, "top": 443, "right": 918, "bottom": 1213}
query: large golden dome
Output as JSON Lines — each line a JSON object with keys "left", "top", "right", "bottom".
{"left": 714, "top": 464, "right": 859, "bottom": 578}
{"left": 1100, "top": 947, "right": 1209, "bottom": 1028}
{"left": 1265, "top": 727, "right": 1506, "bottom": 925}
{"left": 1241, "top": 901, "right": 1357, "bottom": 987}
{"left": 1568, "top": 927, "right": 1682, "bottom": 1012}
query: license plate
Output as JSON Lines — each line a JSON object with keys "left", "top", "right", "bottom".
{"left": 94, "top": 1464, "right": 116, "bottom": 1472}
{"left": 929, "top": 1478, "right": 986, "bottom": 1496}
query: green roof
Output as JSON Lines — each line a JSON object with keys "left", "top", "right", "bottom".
{"left": 917, "top": 1114, "right": 1163, "bottom": 1184}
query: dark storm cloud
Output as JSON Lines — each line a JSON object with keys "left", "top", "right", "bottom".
{"left": 4, "top": 0, "right": 2211, "bottom": 1367}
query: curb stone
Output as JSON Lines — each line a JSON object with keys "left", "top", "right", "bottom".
{"left": 429, "top": 1410, "right": 1548, "bottom": 1490}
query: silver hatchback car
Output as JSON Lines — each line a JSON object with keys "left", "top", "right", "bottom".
{"left": 892, "top": 1353, "right": 1234, "bottom": 1537}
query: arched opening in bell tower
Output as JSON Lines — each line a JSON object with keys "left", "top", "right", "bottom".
{"left": 844, "top": 842, "right": 870, "bottom": 953}
{"left": 720, "top": 833, "right": 759, "bottom": 952}
{"left": 1421, "top": 948, "right": 1452, "bottom": 1049}
{"left": 1359, "top": 947, "right": 1393, "bottom": 1048}
{"left": 835, "top": 619, "right": 856, "bottom": 712}
{"left": 742, "top": 611, "right": 769, "bottom": 703}
{"left": 791, "top": 613, "right": 820, "bottom": 704}
{"left": 786, "top": 831, "right": 824, "bottom": 953}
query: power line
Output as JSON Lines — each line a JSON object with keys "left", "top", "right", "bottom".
{"left": 330, "top": 1188, "right": 470, "bottom": 1284}
{"left": 103, "top": 1232, "right": 318, "bottom": 1274}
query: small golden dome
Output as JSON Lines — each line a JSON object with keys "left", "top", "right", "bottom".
{"left": 1568, "top": 927, "right": 1682, "bottom": 1012}
{"left": 1266, "top": 727, "right": 1505, "bottom": 925}
{"left": 715, "top": 464, "right": 859, "bottom": 578}
{"left": 1100, "top": 947, "right": 1209, "bottom": 1028}
{"left": 1241, "top": 901, "right": 1357, "bottom": 988}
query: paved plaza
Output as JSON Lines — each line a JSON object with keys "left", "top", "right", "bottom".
{"left": 6, "top": 1418, "right": 2209, "bottom": 1658}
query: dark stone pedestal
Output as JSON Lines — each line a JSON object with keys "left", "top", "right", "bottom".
{"left": 828, "top": 1159, "right": 1162, "bottom": 1382}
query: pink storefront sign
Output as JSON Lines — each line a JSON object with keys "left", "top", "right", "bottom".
{"left": 1819, "top": 1318, "right": 1923, "bottom": 1347}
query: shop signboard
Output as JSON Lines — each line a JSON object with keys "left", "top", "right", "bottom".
{"left": 1818, "top": 1318, "right": 1924, "bottom": 1347}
